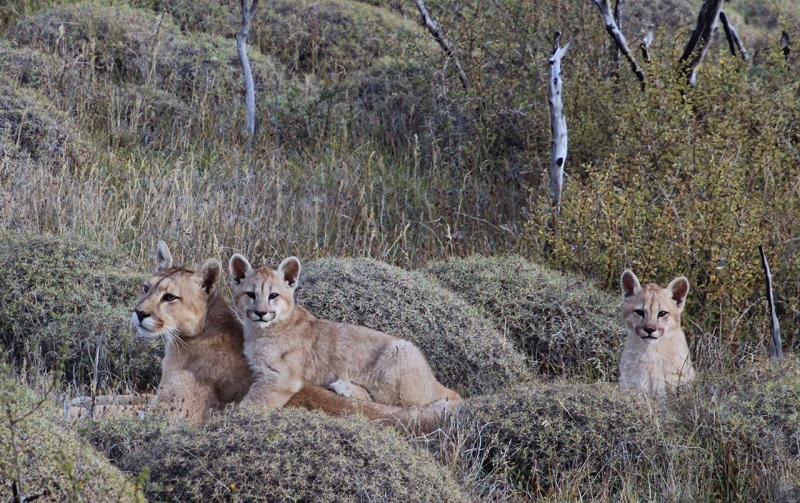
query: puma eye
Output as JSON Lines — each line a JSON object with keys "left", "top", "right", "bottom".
{"left": 634, "top": 309, "right": 645, "bottom": 317}
{"left": 161, "top": 293, "right": 178, "bottom": 302}
{"left": 268, "top": 293, "right": 279, "bottom": 300}
{"left": 658, "top": 311, "right": 668, "bottom": 318}
{"left": 246, "top": 292, "right": 256, "bottom": 300}
{"left": 142, "top": 284, "right": 150, "bottom": 294}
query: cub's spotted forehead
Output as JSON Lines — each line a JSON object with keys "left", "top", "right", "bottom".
{"left": 622, "top": 283, "right": 673, "bottom": 311}
{"left": 244, "top": 266, "right": 283, "bottom": 283}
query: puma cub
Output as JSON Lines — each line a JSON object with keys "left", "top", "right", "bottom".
{"left": 229, "top": 254, "right": 461, "bottom": 409}
{"left": 619, "top": 269, "right": 695, "bottom": 396}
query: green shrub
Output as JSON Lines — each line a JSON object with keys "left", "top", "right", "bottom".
{"left": 0, "top": 234, "right": 161, "bottom": 392}
{"left": 0, "top": 363, "right": 142, "bottom": 501}
{"left": 78, "top": 413, "right": 169, "bottom": 466}
{"left": 452, "top": 382, "right": 690, "bottom": 500}
{"left": 296, "top": 257, "right": 531, "bottom": 396}
{"left": 120, "top": 407, "right": 469, "bottom": 502}
{"left": 528, "top": 45, "right": 800, "bottom": 365}
{"left": 674, "top": 356, "right": 800, "bottom": 501}
{"left": 426, "top": 255, "right": 624, "bottom": 380}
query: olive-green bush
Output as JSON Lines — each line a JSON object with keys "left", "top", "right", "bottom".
{"left": 0, "top": 234, "right": 161, "bottom": 391}
{"left": 426, "top": 255, "right": 624, "bottom": 379}
{"left": 120, "top": 407, "right": 469, "bottom": 502}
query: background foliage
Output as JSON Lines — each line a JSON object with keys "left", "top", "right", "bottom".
{"left": 1, "top": 0, "right": 799, "bottom": 499}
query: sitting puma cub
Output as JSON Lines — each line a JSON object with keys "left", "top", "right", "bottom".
{"left": 619, "top": 269, "right": 695, "bottom": 396}
{"left": 228, "top": 254, "right": 461, "bottom": 409}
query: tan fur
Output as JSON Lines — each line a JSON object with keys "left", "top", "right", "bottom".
{"left": 68, "top": 242, "right": 453, "bottom": 433}
{"left": 125, "top": 241, "right": 255, "bottom": 422}
{"left": 229, "top": 254, "right": 462, "bottom": 411}
{"left": 619, "top": 270, "right": 695, "bottom": 396}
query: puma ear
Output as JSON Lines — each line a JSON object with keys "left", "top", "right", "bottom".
{"left": 198, "top": 258, "right": 221, "bottom": 294}
{"left": 620, "top": 270, "right": 641, "bottom": 298}
{"left": 667, "top": 276, "right": 690, "bottom": 312}
{"left": 278, "top": 256, "right": 301, "bottom": 288}
{"left": 155, "top": 240, "right": 173, "bottom": 272}
{"left": 229, "top": 254, "right": 252, "bottom": 285}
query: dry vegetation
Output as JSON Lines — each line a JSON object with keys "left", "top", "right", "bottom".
{"left": 1, "top": 0, "right": 799, "bottom": 500}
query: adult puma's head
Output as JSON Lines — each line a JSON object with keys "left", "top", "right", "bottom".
{"left": 229, "top": 254, "right": 301, "bottom": 329}
{"left": 132, "top": 240, "right": 221, "bottom": 344}
{"left": 620, "top": 269, "right": 690, "bottom": 342}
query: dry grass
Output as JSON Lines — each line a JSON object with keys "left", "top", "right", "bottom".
{"left": 426, "top": 255, "right": 624, "bottom": 380}
{"left": 118, "top": 407, "right": 470, "bottom": 502}
{"left": 1, "top": 0, "right": 800, "bottom": 500}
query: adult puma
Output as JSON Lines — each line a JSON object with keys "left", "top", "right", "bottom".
{"left": 70, "top": 242, "right": 309, "bottom": 422}
{"left": 228, "top": 254, "right": 461, "bottom": 411}
{"left": 619, "top": 269, "right": 695, "bottom": 396}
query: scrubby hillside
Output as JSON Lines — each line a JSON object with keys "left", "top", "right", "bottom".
{"left": 1, "top": 0, "right": 799, "bottom": 500}
{"left": 0, "top": 364, "right": 143, "bottom": 501}
{"left": 426, "top": 255, "right": 623, "bottom": 379}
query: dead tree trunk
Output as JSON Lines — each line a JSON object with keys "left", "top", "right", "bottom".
{"left": 592, "top": 0, "right": 645, "bottom": 89}
{"left": 640, "top": 26, "right": 654, "bottom": 63}
{"left": 781, "top": 30, "right": 791, "bottom": 60}
{"left": 760, "top": 246, "right": 783, "bottom": 360}
{"left": 237, "top": 0, "right": 258, "bottom": 138}
{"left": 679, "top": 0, "right": 724, "bottom": 88}
{"left": 413, "top": 0, "right": 469, "bottom": 90}
{"left": 548, "top": 31, "right": 570, "bottom": 211}
{"left": 719, "top": 11, "right": 749, "bottom": 61}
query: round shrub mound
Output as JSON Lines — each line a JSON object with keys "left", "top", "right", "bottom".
{"left": 426, "top": 255, "right": 624, "bottom": 380}
{"left": 0, "top": 77, "right": 84, "bottom": 167}
{"left": 0, "top": 367, "right": 141, "bottom": 501}
{"left": 674, "top": 356, "right": 800, "bottom": 501}
{"left": 10, "top": 2, "right": 281, "bottom": 150}
{"left": 254, "top": 0, "right": 431, "bottom": 76}
{"left": 0, "top": 234, "right": 161, "bottom": 392}
{"left": 120, "top": 407, "right": 468, "bottom": 502}
{"left": 78, "top": 412, "right": 170, "bottom": 466}
{"left": 453, "top": 382, "right": 687, "bottom": 500}
{"left": 296, "top": 257, "right": 530, "bottom": 396}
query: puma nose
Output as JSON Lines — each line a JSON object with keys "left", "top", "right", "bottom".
{"left": 254, "top": 310, "right": 268, "bottom": 319}
{"left": 643, "top": 326, "right": 656, "bottom": 336}
{"left": 135, "top": 309, "right": 149, "bottom": 323}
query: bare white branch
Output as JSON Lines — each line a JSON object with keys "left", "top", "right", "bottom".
{"left": 237, "top": 0, "right": 258, "bottom": 137}
{"left": 548, "top": 31, "right": 570, "bottom": 209}
{"left": 679, "top": 0, "right": 724, "bottom": 88}
{"left": 592, "top": 0, "right": 645, "bottom": 89}
{"left": 760, "top": 246, "right": 783, "bottom": 360}
{"left": 719, "top": 11, "right": 749, "bottom": 62}
{"left": 413, "top": 0, "right": 469, "bottom": 90}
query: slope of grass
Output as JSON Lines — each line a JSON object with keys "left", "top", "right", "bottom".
{"left": 119, "top": 407, "right": 469, "bottom": 502}
{"left": 0, "top": 364, "right": 142, "bottom": 502}
{"left": 426, "top": 255, "right": 624, "bottom": 380}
